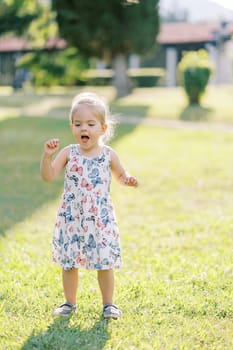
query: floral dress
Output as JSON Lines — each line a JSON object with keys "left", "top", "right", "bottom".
{"left": 53, "top": 144, "right": 121, "bottom": 270}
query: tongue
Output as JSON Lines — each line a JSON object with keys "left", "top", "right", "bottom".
{"left": 82, "top": 136, "right": 89, "bottom": 143}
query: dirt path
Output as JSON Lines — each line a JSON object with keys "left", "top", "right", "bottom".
{"left": 117, "top": 115, "right": 233, "bottom": 133}
{"left": 1, "top": 103, "right": 233, "bottom": 133}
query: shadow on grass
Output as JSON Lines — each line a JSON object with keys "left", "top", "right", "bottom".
{"left": 0, "top": 114, "right": 141, "bottom": 236}
{"left": 21, "top": 317, "right": 109, "bottom": 350}
{"left": 0, "top": 116, "right": 69, "bottom": 236}
{"left": 179, "top": 104, "right": 213, "bottom": 121}
{"left": 110, "top": 102, "right": 149, "bottom": 118}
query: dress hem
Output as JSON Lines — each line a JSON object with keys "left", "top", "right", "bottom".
{"left": 53, "top": 259, "right": 121, "bottom": 271}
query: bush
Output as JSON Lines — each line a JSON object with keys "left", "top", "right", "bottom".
{"left": 81, "top": 69, "right": 113, "bottom": 86}
{"left": 82, "top": 67, "right": 165, "bottom": 87}
{"left": 178, "top": 50, "right": 214, "bottom": 105}
{"left": 128, "top": 68, "right": 165, "bottom": 87}
{"left": 17, "top": 47, "right": 89, "bottom": 87}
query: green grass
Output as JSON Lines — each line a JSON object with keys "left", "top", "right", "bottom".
{"left": 111, "top": 85, "right": 233, "bottom": 123}
{"left": 1, "top": 88, "right": 233, "bottom": 349}
{"left": 0, "top": 84, "right": 232, "bottom": 124}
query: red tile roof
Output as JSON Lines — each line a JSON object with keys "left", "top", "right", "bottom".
{"left": 0, "top": 37, "right": 66, "bottom": 52}
{"left": 0, "top": 37, "right": 30, "bottom": 52}
{"left": 0, "top": 22, "right": 232, "bottom": 52}
{"left": 158, "top": 22, "right": 233, "bottom": 44}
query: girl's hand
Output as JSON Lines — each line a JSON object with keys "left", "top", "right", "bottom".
{"left": 44, "top": 138, "right": 60, "bottom": 156}
{"left": 124, "top": 175, "right": 138, "bottom": 187}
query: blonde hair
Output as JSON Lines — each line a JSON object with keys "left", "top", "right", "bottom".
{"left": 69, "top": 92, "right": 116, "bottom": 143}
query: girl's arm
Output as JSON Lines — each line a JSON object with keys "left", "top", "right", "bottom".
{"left": 110, "top": 148, "right": 138, "bottom": 187}
{"left": 40, "top": 138, "right": 69, "bottom": 182}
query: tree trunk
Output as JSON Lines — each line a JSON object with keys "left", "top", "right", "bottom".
{"left": 113, "top": 53, "right": 133, "bottom": 99}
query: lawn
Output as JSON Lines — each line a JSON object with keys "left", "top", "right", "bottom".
{"left": 0, "top": 87, "right": 233, "bottom": 349}
{"left": 0, "top": 84, "right": 232, "bottom": 124}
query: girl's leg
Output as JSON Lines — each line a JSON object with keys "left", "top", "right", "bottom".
{"left": 62, "top": 268, "right": 78, "bottom": 305}
{"left": 98, "top": 269, "right": 121, "bottom": 319}
{"left": 97, "top": 269, "right": 114, "bottom": 305}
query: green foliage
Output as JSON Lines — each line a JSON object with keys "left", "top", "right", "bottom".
{"left": 27, "top": 4, "right": 59, "bottom": 48}
{"left": 81, "top": 68, "right": 165, "bottom": 87}
{"left": 17, "top": 48, "right": 89, "bottom": 86}
{"left": 129, "top": 67, "right": 165, "bottom": 87}
{"left": 0, "top": 0, "right": 39, "bottom": 35}
{"left": 52, "top": 0, "right": 160, "bottom": 97}
{"left": 178, "top": 50, "right": 214, "bottom": 106}
{"left": 52, "top": 0, "right": 160, "bottom": 59}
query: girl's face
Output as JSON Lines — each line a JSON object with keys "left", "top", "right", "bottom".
{"left": 70, "top": 105, "right": 107, "bottom": 151}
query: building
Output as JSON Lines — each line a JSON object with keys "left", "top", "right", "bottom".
{"left": 0, "top": 37, "right": 65, "bottom": 86}
{"left": 0, "top": 21, "right": 232, "bottom": 87}
{"left": 158, "top": 21, "right": 233, "bottom": 86}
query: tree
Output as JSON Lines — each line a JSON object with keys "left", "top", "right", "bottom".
{"left": 0, "top": 0, "right": 87, "bottom": 88}
{"left": 52, "top": 0, "right": 160, "bottom": 98}
{"left": 0, "top": 0, "right": 39, "bottom": 36}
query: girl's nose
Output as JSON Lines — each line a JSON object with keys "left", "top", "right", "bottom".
{"left": 81, "top": 124, "right": 87, "bottom": 131}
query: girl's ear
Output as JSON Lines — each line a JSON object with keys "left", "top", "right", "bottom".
{"left": 102, "top": 123, "right": 108, "bottom": 134}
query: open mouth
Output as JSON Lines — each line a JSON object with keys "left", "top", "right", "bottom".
{"left": 81, "top": 135, "right": 90, "bottom": 142}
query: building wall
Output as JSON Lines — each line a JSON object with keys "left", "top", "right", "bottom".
{"left": 208, "top": 40, "right": 233, "bottom": 84}
{"left": 0, "top": 52, "right": 16, "bottom": 85}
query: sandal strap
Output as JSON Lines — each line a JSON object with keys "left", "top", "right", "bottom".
{"left": 103, "top": 303, "right": 118, "bottom": 311}
{"left": 60, "top": 302, "right": 76, "bottom": 309}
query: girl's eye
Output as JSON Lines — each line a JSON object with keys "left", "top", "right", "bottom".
{"left": 74, "top": 124, "right": 80, "bottom": 127}
{"left": 89, "top": 124, "right": 95, "bottom": 127}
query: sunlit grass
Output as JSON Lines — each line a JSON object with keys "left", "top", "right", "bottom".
{"left": 111, "top": 85, "right": 233, "bottom": 123}
{"left": 0, "top": 85, "right": 232, "bottom": 124}
{"left": 1, "top": 109, "right": 233, "bottom": 349}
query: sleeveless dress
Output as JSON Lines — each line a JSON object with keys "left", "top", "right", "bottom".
{"left": 52, "top": 144, "right": 121, "bottom": 270}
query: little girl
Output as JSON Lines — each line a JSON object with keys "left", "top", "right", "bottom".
{"left": 40, "top": 92, "right": 138, "bottom": 319}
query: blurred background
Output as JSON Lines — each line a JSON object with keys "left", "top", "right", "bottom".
{"left": 0, "top": 0, "right": 232, "bottom": 98}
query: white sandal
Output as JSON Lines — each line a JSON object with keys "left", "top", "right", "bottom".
{"left": 103, "top": 303, "right": 122, "bottom": 319}
{"left": 53, "top": 302, "right": 77, "bottom": 317}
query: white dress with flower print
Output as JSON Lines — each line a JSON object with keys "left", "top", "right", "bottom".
{"left": 53, "top": 144, "right": 121, "bottom": 270}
